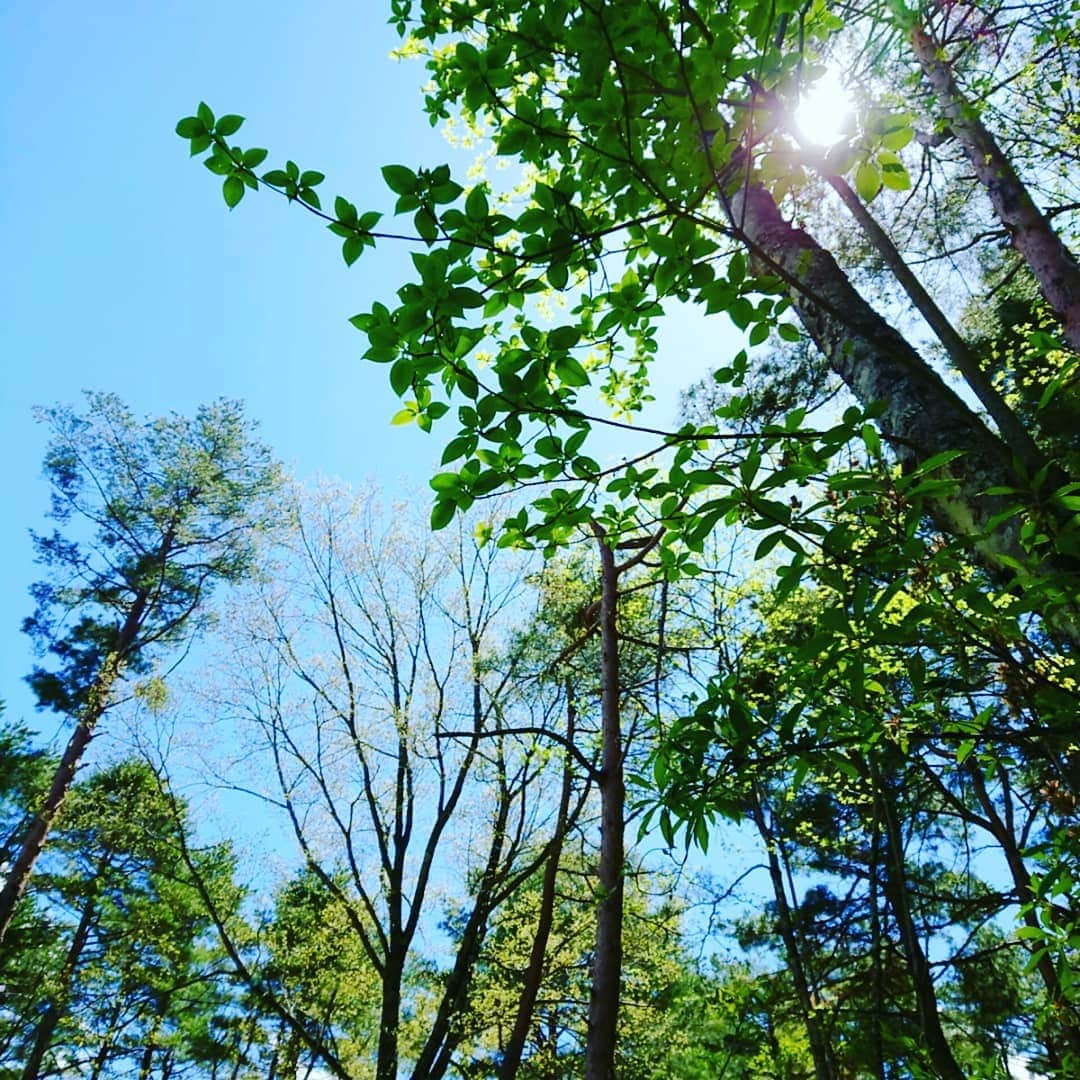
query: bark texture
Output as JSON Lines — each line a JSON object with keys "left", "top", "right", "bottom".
{"left": 584, "top": 528, "right": 624, "bottom": 1080}
{"left": 820, "top": 168, "right": 1041, "bottom": 470}
{"left": 729, "top": 183, "right": 1025, "bottom": 567}
{"left": 911, "top": 24, "right": 1080, "bottom": 353}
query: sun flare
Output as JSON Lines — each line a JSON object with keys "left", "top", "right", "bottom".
{"left": 794, "top": 70, "right": 853, "bottom": 147}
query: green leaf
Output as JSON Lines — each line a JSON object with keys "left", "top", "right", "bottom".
{"left": 175, "top": 116, "right": 204, "bottom": 138}
{"left": 430, "top": 180, "right": 463, "bottom": 204}
{"left": 334, "top": 196, "right": 358, "bottom": 225}
{"left": 262, "top": 169, "right": 290, "bottom": 187}
{"left": 441, "top": 436, "right": 474, "bottom": 464}
{"left": 549, "top": 325, "right": 580, "bottom": 350}
{"left": 880, "top": 162, "right": 912, "bottom": 190}
{"left": 862, "top": 422, "right": 881, "bottom": 456}
{"left": 391, "top": 408, "right": 415, "bottom": 426}
{"left": 430, "top": 499, "right": 456, "bottom": 530}
{"left": 342, "top": 235, "right": 364, "bottom": 266}
{"left": 215, "top": 114, "right": 244, "bottom": 136}
{"left": 300, "top": 170, "right": 325, "bottom": 187}
{"left": 465, "top": 185, "right": 489, "bottom": 221}
{"left": 197, "top": 102, "right": 215, "bottom": 130}
{"left": 547, "top": 261, "right": 569, "bottom": 289}
{"left": 555, "top": 356, "right": 590, "bottom": 387}
{"left": 754, "top": 531, "right": 783, "bottom": 560}
{"left": 382, "top": 164, "right": 416, "bottom": 195}
{"left": 242, "top": 147, "right": 268, "bottom": 168}
{"left": 415, "top": 207, "right": 438, "bottom": 242}
{"left": 429, "top": 472, "right": 458, "bottom": 492}
{"left": 693, "top": 815, "right": 710, "bottom": 853}
{"left": 915, "top": 449, "right": 965, "bottom": 475}
{"left": 222, "top": 175, "right": 244, "bottom": 209}
{"left": 389, "top": 359, "right": 413, "bottom": 396}
{"left": 881, "top": 124, "right": 914, "bottom": 151}
{"left": 855, "top": 162, "right": 882, "bottom": 202}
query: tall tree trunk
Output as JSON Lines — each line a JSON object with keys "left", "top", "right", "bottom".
{"left": 0, "top": 586, "right": 152, "bottom": 946}
{"left": 868, "top": 805, "right": 888, "bottom": 1080}
{"left": 87, "top": 992, "right": 127, "bottom": 1080}
{"left": 726, "top": 182, "right": 1080, "bottom": 644}
{"left": 278, "top": 1025, "right": 302, "bottom": 1080}
{"left": 910, "top": 24, "right": 1080, "bottom": 353}
{"left": 499, "top": 684, "right": 578, "bottom": 1079}
{"left": 749, "top": 788, "right": 837, "bottom": 1080}
{"left": 137, "top": 992, "right": 170, "bottom": 1080}
{"left": 413, "top": 744, "right": 513, "bottom": 1080}
{"left": 729, "top": 183, "right": 1022, "bottom": 552}
{"left": 817, "top": 166, "right": 1041, "bottom": 470}
{"left": 584, "top": 527, "right": 624, "bottom": 1080}
{"left": 870, "top": 757, "right": 966, "bottom": 1080}
{"left": 375, "top": 946, "right": 404, "bottom": 1080}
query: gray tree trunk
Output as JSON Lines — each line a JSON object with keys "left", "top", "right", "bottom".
{"left": 584, "top": 528, "right": 624, "bottom": 1080}
{"left": 728, "top": 184, "right": 1048, "bottom": 571}
{"left": 911, "top": 24, "right": 1080, "bottom": 353}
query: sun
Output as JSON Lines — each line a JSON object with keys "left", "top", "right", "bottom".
{"left": 793, "top": 70, "right": 853, "bottom": 147}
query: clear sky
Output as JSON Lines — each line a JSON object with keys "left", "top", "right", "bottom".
{"left": 0, "top": 0, "right": 730, "bottom": 730}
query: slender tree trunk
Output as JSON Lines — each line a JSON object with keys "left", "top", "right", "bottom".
{"left": 0, "top": 587, "right": 151, "bottom": 947}
{"left": 910, "top": 24, "right": 1080, "bottom": 353}
{"left": 965, "top": 762, "right": 1080, "bottom": 1063}
{"left": 414, "top": 747, "right": 513, "bottom": 1080}
{"left": 137, "top": 992, "right": 170, "bottom": 1080}
{"left": 749, "top": 788, "right": 837, "bottom": 1080}
{"left": 868, "top": 805, "right": 887, "bottom": 1080}
{"left": 818, "top": 167, "right": 1041, "bottom": 470}
{"left": 870, "top": 757, "right": 965, "bottom": 1080}
{"left": 278, "top": 1025, "right": 301, "bottom": 1080}
{"left": 88, "top": 993, "right": 127, "bottom": 1080}
{"left": 19, "top": 853, "right": 110, "bottom": 1080}
{"left": 499, "top": 684, "right": 578, "bottom": 1079}
{"left": 584, "top": 527, "right": 624, "bottom": 1080}
{"left": 375, "top": 945, "right": 404, "bottom": 1080}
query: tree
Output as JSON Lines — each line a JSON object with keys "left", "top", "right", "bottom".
{"left": 0, "top": 758, "right": 244, "bottom": 1080}
{"left": 0, "top": 393, "right": 281, "bottom": 946}
{"left": 190, "top": 483, "right": 588, "bottom": 1080}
